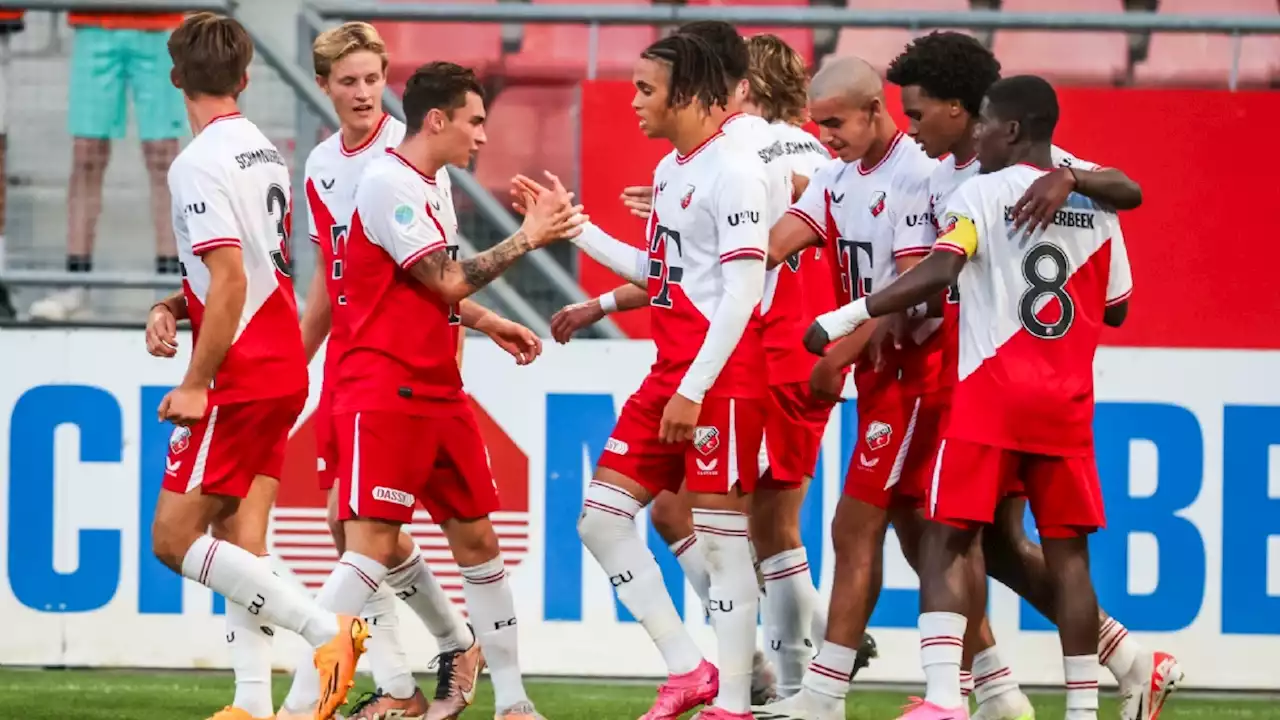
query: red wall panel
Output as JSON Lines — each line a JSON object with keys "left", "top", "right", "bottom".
{"left": 578, "top": 81, "right": 1280, "bottom": 349}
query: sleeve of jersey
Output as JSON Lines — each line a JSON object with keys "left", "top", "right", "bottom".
{"left": 891, "top": 169, "right": 937, "bottom": 259}
{"left": 1105, "top": 222, "right": 1133, "bottom": 305}
{"left": 677, "top": 257, "right": 766, "bottom": 403}
{"left": 304, "top": 177, "right": 321, "bottom": 245}
{"left": 358, "top": 174, "right": 447, "bottom": 269}
{"left": 784, "top": 163, "right": 828, "bottom": 238}
{"left": 172, "top": 162, "right": 241, "bottom": 255}
{"left": 572, "top": 221, "right": 648, "bottom": 285}
{"left": 935, "top": 187, "right": 982, "bottom": 258}
{"left": 715, "top": 167, "right": 769, "bottom": 263}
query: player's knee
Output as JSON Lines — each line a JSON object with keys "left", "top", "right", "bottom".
{"left": 577, "top": 503, "right": 630, "bottom": 554}
{"left": 150, "top": 518, "right": 197, "bottom": 572}
{"left": 647, "top": 492, "right": 691, "bottom": 544}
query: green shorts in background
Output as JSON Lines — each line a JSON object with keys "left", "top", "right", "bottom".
{"left": 68, "top": 26, "right": 186, "bottom": 141}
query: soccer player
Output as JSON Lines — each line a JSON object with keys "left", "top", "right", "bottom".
{"left": 284, "top": 23, "right": 540, "bottom": 720}
{"left": 285, "top": 60, "right": 580, "bottom": 720}
{"left": 523, "top": 32, "right": 770, "bottom": 720}
{"left": 142, "top": 13, "right": 368, "bottom": 720}
{"left": 887, "top": 31, "right": 1179, "bottom": 720}
{"left": 751, "top": 55, "right": 944, "bottom": 720}
{"left": 810, "top": 74, "right": 1133, "bottom": 720}
{"left": 549, "top": 29, "right": 856, "bottom": 701}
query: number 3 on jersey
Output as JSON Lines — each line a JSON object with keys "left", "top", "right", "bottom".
{"left": 648, "top": 224, "right": 683, "bottom": 309}
{"left": 266, "top": 184, "right": 291, "bottom": 277}
{"left": 329, "top": 223, "right": 349, "bottom": 305}
{"left": 1019, "top": 242, "right": 1074, "bottom": 338}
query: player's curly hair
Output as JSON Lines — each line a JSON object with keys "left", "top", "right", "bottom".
{"left": 641, "top": 33, "right": 731, "bottom": 111}
{"left": 745, "top": 34, "right": 808, "bottom": 125}
{"left": 678, "top": 21, "right": 748, "bottom": 82}
{"left": 885, "top": 31, "right": 1000, "bottom": 117}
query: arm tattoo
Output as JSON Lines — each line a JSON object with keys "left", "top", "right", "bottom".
{"left": 460, "top": 230, "right": 532, "bottom": 291}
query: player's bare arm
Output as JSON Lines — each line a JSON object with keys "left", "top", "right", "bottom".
{"left": 1011, "top": 166, "right": 1143, "bottom": 233}
{"left": 460, "top": 299, "right": 542, "bottom": 365}
{"left": 411, "top": 176, "right": 585, "bottom": 304}
{"left": 146, "top": 291, "right": 188, "bottom": 358}
{"left": 804, "top": 250, "right": 964, "bottom": 354}
{"left": 791, "top": 172, "right": 809, "bottom": 200}
{"left": 299, "top": 262, "right": 332, "bottom": 362}
{"left": 549, "top": 283, "right": 648, "bottom": 344}
{"left": 808, "top": 323, "right": 876, "bottom": 403}
{"left": 159, "top": 246, "right": 248, "bottom": 425}
{"left": 1104, "top": 300, "right": 1129, "bottom": 328}
{"left": 766, "top": 212, "right": 820, "bottom": 269}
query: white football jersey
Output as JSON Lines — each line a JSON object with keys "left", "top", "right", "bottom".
{"left": 935, "top": 163, "right": 1132, "bottom": 454}
{"left": 168, "top": 112, "right": 307, "bottom": 403}
{"left": 721, "top": 112, "right": 793, "bottom": 226}
{"left": 789, "top": 132, "right": 936, "bottom": 305}
{"left": 643, "top": 131, "right": 770, "bottom": 399}
{"left": 304, "top": 113, "right": 408, "bottom": 249}
{"left": 928, "top": 145, "right": 1098, "bottom": 232}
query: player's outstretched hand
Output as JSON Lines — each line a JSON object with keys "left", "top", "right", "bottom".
{"left": 1012, "top": 167, "right": 1074, "bottom": 235}
{"left": 158, "top": 384, "right": 208, "bottom": 426}
{"left": 146, "top": 303, "right": 179, "bottom": 358}
{"left": 483, "top": 317, "right": 543, "bottom": 365}
{"left": 550, "top": 299, "right": 606, "bottom": 344}
{"left": 660, "top": 393, "right": 700, "bottom": 444}
{"left": 809, "top": 355, "right": 845, "bottom": 405}
{"left": 513, "top": 172, "right": 587, "bottom": 247}
{"left": 620, "top": 185, "right": 654, "bottom": 219}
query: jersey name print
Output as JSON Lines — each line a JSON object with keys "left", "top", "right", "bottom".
{"left": 935, "top": 163, "right": 1132, "bottom": 455}
{"left": 642, "top": 131, "right": 769, "bottom": 399}
{"left": 168, "top": 112, "right": 307, "bottom": 404}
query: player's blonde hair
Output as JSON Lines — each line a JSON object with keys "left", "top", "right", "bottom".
{"left": 745, "top": 34, "right": 809, "bottom": 126}
{"left": 312, "top": 21, "right": 388, "bottom": 79}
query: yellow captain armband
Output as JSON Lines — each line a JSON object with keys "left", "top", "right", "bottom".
{"left": 935, "top": 213, "right": 978, "bottom": 257}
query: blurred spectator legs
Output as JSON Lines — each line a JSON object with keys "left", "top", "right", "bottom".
{"left": 0, "top": 16, "right": 17, "bottom": 320}
{"left": 30, "top": 23, "right": 184, "bottom": 321}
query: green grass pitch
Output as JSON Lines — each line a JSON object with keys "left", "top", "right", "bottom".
{"left": 0, "top": 668, "right": 1276, "bottom": 719}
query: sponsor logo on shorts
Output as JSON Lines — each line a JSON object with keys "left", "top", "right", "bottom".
{"left": 693, "top": 426, "right": 721, "bottom": 456}
{"left": 604, "top": 437, "right": 629, "bottom": 455}
{"left": 857, "top": 452, "right": 880, "bottom": 469}
{"left": 373, "top": 486, "right": 415, "bottom": 508}
{"left": 695, "top": 458, "right": 718, "bottom": 475}
{"left": 864, "top": 421, "right": 892, "bottom": 451}
{"left": 169, "top": 426, "right": 191, "bottom": 455}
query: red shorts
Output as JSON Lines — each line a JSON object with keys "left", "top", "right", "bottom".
{"left": 759, "top": 382, "right": 835, "bottom": 489}
{"left": 334, "top": 406, "right": 499, "bottom": 525}
{"left": 596, "top": 390, "right": 766, "bottom": 497}
{"left": 314, "top": 386, "right": 338, "bottom": 492}
{"left": 927, "top": 438, "right": 1105, "bottom": 538}
{"left": 842, "top": 386, "right": 931, "bottom": 510}
{"left": 162, "top": 392, "right": 306, "bottom": 499}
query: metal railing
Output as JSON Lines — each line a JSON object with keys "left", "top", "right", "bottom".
{"left": 310, "top": 2, "right": 1280, "bottom": 87}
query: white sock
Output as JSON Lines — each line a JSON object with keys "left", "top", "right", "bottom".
{"left": 692, "top": 509, "right": 757, "bottom": 714}
{"left": 226, "top": 555, "right": 276, "bottom": 718}
{"left": 282, "top": 551, "right": 387, "bottom": 712}
{"left": 919, "top": 611, "right": 966, "bottom": 709}
{"left": 1098, "top": 616, "right": 1140, "bottom": 680}
{"left": 810, "top": 604, "right": 828, "bottom": 655}
{"left": 385, "top": 540, "right": 473, "bottom": 653}
{"left": 960, "top": 670, "right": 973, "bottom": 703}
{"left": 461, "top": 556, "right": 528, "bottom": 712}
{"left": 1065, "top": 654, "right": 1100, "bottom": 719}
{"left": 579, "top": 481, "right": 703, "bottom": 676}
{"left": 362, "top": 583, "right": 416, "bottom": 699}
{"left": 669, "top": 534, "right": 712, "bottom": 610}
{"left": 799, "top": 641, "right": 855, "bottom": 708}
{"left": 760, "top": 548, "right": 819, "bottom": 697}
{"left": 973, "top": 645, "right": 1020, "bottom": 704}
{"left": 180, "top": 536, "right": 337, "bottom": 646}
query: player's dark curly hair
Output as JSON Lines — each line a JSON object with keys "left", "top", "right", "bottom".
{"left": 641, "top": 33, "right": 731, "bottom": 111}
{"left": 678, "top": 21, "right": 748, "bottom": 82}
{"left": 885, "top": 31, "right": 1000, "bottom": 117}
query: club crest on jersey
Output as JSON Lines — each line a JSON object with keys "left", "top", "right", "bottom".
{"left": 169, "top": 426, "right": 192, "bottom": 455}
{"left": 693, "top": 426, "right": 720, "bottom": 456}
{"left": 681, "top": 185, "right": 696, "bottom": 209}
{"left": 864, "top": 421, "right": 892, "bottom": 451}
{"left": 941, "top": 213, "right": 960, "bottom": 236}
{"left": 869, "top": 191, "right": 886, "bottom": 217}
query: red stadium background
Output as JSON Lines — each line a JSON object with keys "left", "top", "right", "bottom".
{"left": 578, "top": 82, "right": 1280, "bottom": 349}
